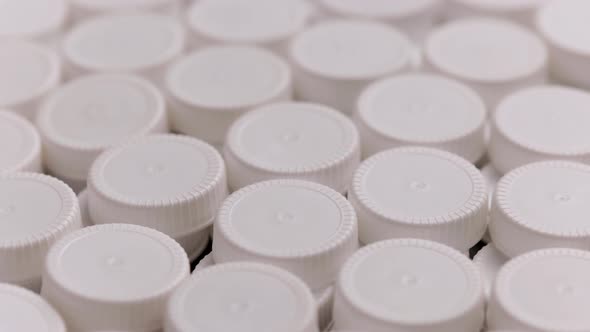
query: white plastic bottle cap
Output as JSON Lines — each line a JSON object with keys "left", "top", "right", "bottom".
{"left": 536, "top": 0, "right": 590, "bottom": 89}
{"left": 87, "top": 134, "right": 227, "bottom": 259}
{"left": 165, "top": 262, "right": 319, "bottom": 332}
{"left": 214, "top": 179, "right": 358, "bottom": 291}
{"left": 350, "top": 147, "right": 488, "bottom": 251}
{"left": 191, "top": 255, "right": 335, "bottom": 332}
{"left": 333, "top": 238, "right": 485, "bottom": 332}
{"left": 70, "top": 0, "right": 181, "bottom": 21}
{"left": 63, "top": 13, "right": 185, "bottom": 83}
{"left": 487, "top": 248, "right": 590, "bottom": 331}
{"left": 473, "top": 243, "right": 508, "bottom": 299}
{"left": 0, "top": 283, "right": 66, "bottom": 332}
{"left": 446, "top": 0, "right": 547, "bottom": 27}
{"left": 0, "top": 0, "right": 67, "bottom": 42}
{"left": 490, "top": 86, "right": 590, "bottom": 174}
{"left": 0, "top": 111, "right": 41, "bottom": 173}
{"left": 424, "top": 18, "right": 547, "bottom": 108}
{"left": 187, "top": 0, "right": 312, "bottom": 53}
{"left": 77, "top": 189, "right": 92, "bottom": 227}
{"left": 355, "top": 73, "right": 487, "bottom": 162}
{"left": 317, "top": 0, "right": 442, "bottom": 41}
{"left": 289, "top": 20, "right": 412, "bottom": 115}
{"left": 41, "top": 223, "right": 189, "bottom": 331}
{"left": 0, "top": 172, "right": 81, "bottom": 292}
{"left": 224, "top": 102, "right": 360, "bottom": 193}
{"left": 166, "top": 46, "right": 292, "bottom": 147}
{"left": 0, "top": 40, "right": 61, "bottom": 120}
{"left": 37, "top": 74, "right": 168, "bottom": 193}
{"left": 490, "top": 161, "right": 590, "bottom": 258}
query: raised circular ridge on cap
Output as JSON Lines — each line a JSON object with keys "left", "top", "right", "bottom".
{"left": 0, "top": 39, "right": 61, "bottom": 107}
{"left": 289, "top": 19, "right": 412, "bottom": 80}
{"left": 338, "top": 238, "right": 483, "bottom": 325}
{"left": 89, "top": 133, "right": 225, "bottom": 207}
{"left": 493, "top": 85, "right": 590, "bottom": 157}
{"left": 226, "top": 101, "right": 359, "bottom": 174}
{"left": 0, "top": 172, "right": 79, "bottom": 249}
{"left": 356, "top": 73, "right": 486, "bottom": 149}
{"left": 216, "top": 178, "right": 357, "bottom": 257}
{"left": 424, "top": 17, "right": 547, "bottom": 83}
{"left": 494, "top": 160, "right": 590, "bottom": 237}
{"left": 187, "top": 0, "right": 311, "bottom": 44}
{"left": 63, "top": 12, "right": 185, "bottom": 72}
{"left": 167, "top": 261, "right": 317, "bottom": 332}
{"left": 352, "top": 146, "right": 487, "bottom": 225}
{"left": 44, "top": 223, "right": 189, "bottom": 302}
{"left": 36, "top": 74, "right": 166, "bottom": 151}
{"left": 493, "top": 247, "right": 590, "bottom": 331}
{"left": 0, "top": 110, "right": 41, "bottom": 173}
{"left": 165, "top": 45, "right": 292, "bottom": 110}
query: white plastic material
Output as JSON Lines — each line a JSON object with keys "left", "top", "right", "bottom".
{"left": 536, "top": 0, "right": 590, "bottom": 89}
{"left": 165, "top": 262, "right": 319, "bottom": 332}
{"left": 191, "top": 255, "right": 335, "bottom": 332}
{"left": 333, "top": 238, "right": 485, "bottom": 332}
{"left": 77, "top": 189, "right": 92, "bottom": 227}
{"left": 0, "top": 173, "right": 81, "bottom": 292}
{"left": 487, "top": 248, "right": 590, "bottom": 331}
{"left": 186, "top": 0, "right": 312, "bottom": 53}
{"left": 289, "top": 20, "right": 413, "bottom": 115}
{"left": 473, "top": 244, "right": 508, "bottom": 299}
{"left": 87, "top": 134, "right": 227, "bottom": 255}
{"left": 0, "top": 111, "right": 41, "bottom": 173}
{"left": 0, "top": 0, "right": 67, "bottom": 42}
{"left": 490, "top": 161, "right": 590, "bottom": 258}
{"left": 41, "top": 224, "right": 189, "bottom": 331}
{"left": 166, "top": 46, "right": 292, "bottom": 147}
{"left": 355, "top": 73, "right": 487, "bottom": 161}
{"left": 0, "top": 40, "right": 61, "bottom": 120}
{"left": 213, "top": 179, "right": 358, "bottom": 291}
{"left": 490, "top": 85, "right": 590, "bottom": 174}
{"left": 224, "top": 102, "right": 360, "bottom": 193}
{"left": 63, "top": 13, "right": 185, "bottom": 83}
{"left": 446, "top": 0, "right": 547, "bottom": 27}
{"left": 317, "top": 0, "right": 442, "bottom": 41}
{"left": 482, "top": 164, "right": 502, "bottom": 204}
{"left": 70, "top": 0, "right": 181, "bottom": 21}
{"left": 350, "top": 147, "right": 488, "bottom": 251}
{"left": 81, "top": 187, "right": 210, "bottom": 261}
{"left": 424, "top": 18, "right": 547, "bottom": 108}
{"left": 36, "top": 74, "right": 168, "bottom": 192}
{"left": 0, "top": 283, "right": 66, "bottom": 332}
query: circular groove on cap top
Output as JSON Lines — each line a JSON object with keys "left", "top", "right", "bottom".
{"left": 166, "top": 262, "right": 318, "bottom": 332}
{"left": 63, "top": 13, "right": 185, "bottom": 73}
{"left": 187, "top": 0, "right": 311, "bottom": 46}
{"left": 355, "top": 73, "right": 486, "bottom": 161}
{"left": 0, "top": 0, "right": 67, "bottom": 39}
{"left": 0, "top": 283, "right": 66, "bottom": 332}
{"left": 37, "top": 74, "right": 168, "bottom": 180}
{"left": 0, "top": 39, "right": 61, "bottom": 110}
{"left": 491, "top": 161, "right": 590, "bottom": 257}
{"left": 490, "top": 86, "right": 590, "bottom": 173}
{"left": 334, "top": 238, "right": 484, "bottom": 331}
{"left": 489, "top": 248, "right": 590, "bottom": 331}
{"left": 0, "top": 172, "right": 80, "bottom": 287}
{"left": 350, "top": 146, "right": 487, "bottom": 250}
{"left": 214, "top": 179, "right": 358, "bottom": 290}
{"left": 88, "top": 134, "right": 227, "bottom": 236}
{"left": 224, "top": 102, "right": 360, "bottom": 193}
{"left": 42, "top": 223, "right": 189, "bottom": 331}
{"left": 0, "top": 111, "right": 41, "bottom": 173}
{"left": 424, "top": 17, "right": 547, "bottom": 83}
